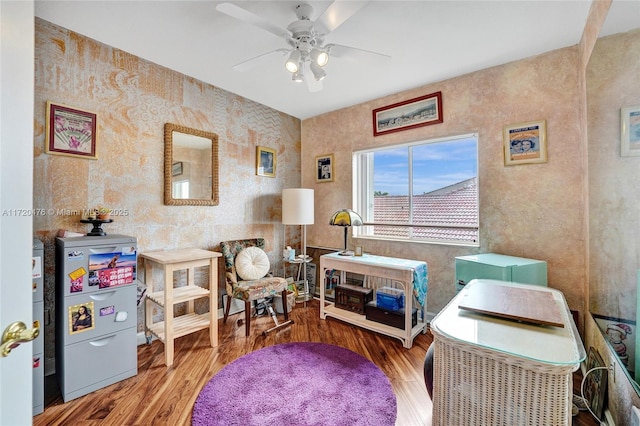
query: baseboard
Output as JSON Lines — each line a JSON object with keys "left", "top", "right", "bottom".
{"left": 53, "top": 300, "right": 426, "bottom": 371}
{"left": 137, "top": 331, "right": 153, "bottom": 346}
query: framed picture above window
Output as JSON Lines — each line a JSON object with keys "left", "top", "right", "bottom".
{"left": 503, "top": 120, "right": 547, "bottom": 166}
{"left": 316, "top": 154, "right": 334, "bottom": 183}
{"left": 45, "top": 101, "right": 97, "bottom": 159}
{"left": 256, "top": 146, "right": 276, "bottom": 177}
{"left": 372, "top": 91, "right": 443, "bottom": 136}
{"left": 621, "top": 105, "right": 640, "bottom": 157}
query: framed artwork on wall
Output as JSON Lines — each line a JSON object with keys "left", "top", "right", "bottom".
{"left": 372, "top": 91, "right": 443, "bottom": 136}
{"left": 583, "top": 346, "right": 608, "bottom": 420}
{"left": 503, "top": 120, "right": 547, "bottom": 166}
{"left": 621, "top": 105, "right": 640, "bottom": 157}
{"left": 256, "top": 146, "right": 276, "bottom": 177}
{"left": 316, "top": 154, "right": 334, "bottom": 183}
{"left": 45, "top": 101, "right": 97, "bottom": 159}
{"left": 172, "top": 162, "right": 183, "bottom": 177}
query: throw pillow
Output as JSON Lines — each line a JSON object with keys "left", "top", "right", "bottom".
{"left": 235, "top": 246, "right": 270, "bottom": 281}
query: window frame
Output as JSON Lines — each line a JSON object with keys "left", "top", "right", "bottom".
{"left": 352, "top": 133, "right": 479, "bottom": 247}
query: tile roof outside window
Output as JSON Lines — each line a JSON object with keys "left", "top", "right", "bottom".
{"left": 373, "top": 177, "right": 478, "bottom": 242}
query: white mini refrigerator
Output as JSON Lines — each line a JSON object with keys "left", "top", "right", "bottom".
{"left": 455, "top": 253, "right": 547, "bottom": 292}
{"left": 55, "top": 234, "right": 138, "bottom": 402}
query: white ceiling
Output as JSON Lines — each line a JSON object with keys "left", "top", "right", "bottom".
{"left": 35, "top": 1, "right": 639, "bottom": 120}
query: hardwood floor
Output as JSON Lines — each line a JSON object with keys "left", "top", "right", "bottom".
{"left": 35, "top": 300, "right": 597, "bottom": 425}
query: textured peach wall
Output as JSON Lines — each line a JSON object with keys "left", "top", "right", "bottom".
{"left": 303, "top": 46, "right": 586, "bottom": 319}
{"left": 34, "top": 19, "right": 301, "bottom": 361}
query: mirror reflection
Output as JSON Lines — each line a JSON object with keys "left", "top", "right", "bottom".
{"left": 164, "top": 123, "right": 219, "bottom": 206}
{"left": 587, "top": 1, "right": 640, "bottom": 394}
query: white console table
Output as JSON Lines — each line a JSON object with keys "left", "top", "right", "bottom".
{"left": 430, "top": 279, "right": 586, "bottom": 426}
{"left": 319, "top": 253, "right": 428, "bottom": 348}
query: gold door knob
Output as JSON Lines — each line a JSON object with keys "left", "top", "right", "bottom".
{"left": 0, "top": 321, "right": 39, "bottom": 357}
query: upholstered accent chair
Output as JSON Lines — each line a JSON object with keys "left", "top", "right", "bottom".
{"left": 220, "top": 238, "right": 291, "bottom": 336}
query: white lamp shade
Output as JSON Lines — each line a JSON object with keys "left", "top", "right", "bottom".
{"left": 282, "top": 188, "right": 314, "bottom": 225}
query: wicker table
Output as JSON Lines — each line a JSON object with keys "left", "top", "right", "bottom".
{"left": 430, "top": 279, "right": 585, "bottom": 426}
{"left": 319, "top": 252, "right": 428, "bottom": 348}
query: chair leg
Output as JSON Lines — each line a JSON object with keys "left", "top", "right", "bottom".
{"left": 281, "top": 289, "right": 289, "bottom": 321}
{"left": 223, "top": 294, "right": 232, "bottom": 323}
{"left": 262, "top": 291, "right": 294, "bottom": 336}
{"left": 244, "top": 300, "right": 251, "bottom": 337}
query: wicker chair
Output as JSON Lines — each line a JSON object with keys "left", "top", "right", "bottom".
{"left": 219, "top": 238, "right": 292, "bottom": 336}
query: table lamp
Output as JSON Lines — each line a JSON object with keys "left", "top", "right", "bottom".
{"left": 282, "top": 188, "right": 314, "bottom": 301}
{"left": 329, "top": 209, "right": 363, "bottom": 255}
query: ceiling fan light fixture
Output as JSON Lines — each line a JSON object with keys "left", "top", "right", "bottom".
{"left": 310, "top": 62, "right": 326, "bottom": 81}
{"left": 310, "top": 47, "right": 329, "bottom": 67}
{"left": 219, "top": 2, "right": 389, "bottom": 92}
{"left": 292, "top": 66, "right": 305, "bottom": 82}
{"left": 285, "top": 50, "right": 301, "bottom": 73}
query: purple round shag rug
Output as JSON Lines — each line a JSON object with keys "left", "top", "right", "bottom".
{"left": 192, "top": 342, "right": 397, "bottom": 426}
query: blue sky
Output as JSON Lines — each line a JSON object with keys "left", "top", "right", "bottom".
{"left": 373, "top": 136, "right": 478, "bottom": 195}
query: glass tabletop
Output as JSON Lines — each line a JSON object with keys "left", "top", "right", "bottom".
{"left": 431, "top": 279, "right": 586, "bottom": 365}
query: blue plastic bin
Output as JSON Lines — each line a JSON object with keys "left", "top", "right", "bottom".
{"left": 376, "top": 287, "right": 404, "bottom": 311}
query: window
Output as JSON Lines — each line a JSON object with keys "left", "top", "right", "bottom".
{"left": 353, "top": 133, "right": 478, "bottom": 245}
{"left": 172, "top": 180, "right": 190, "bottom": 199}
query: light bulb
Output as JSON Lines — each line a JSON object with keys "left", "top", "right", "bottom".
{"left": 292, "top": 64, "right": 305, "bottom": 82}
{"left": 285, "top": 50, "right": 300, "bottom": 73}
{"left": 310, "top": 62, "right": 326, "bottom": 81}
{"left": 310, "top": 48, "right": 329, "bottom": 67}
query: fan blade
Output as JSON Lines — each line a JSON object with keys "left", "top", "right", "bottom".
{"left": 326, "top": 43, "right": 391, "bottom": 60}
{"left": 232, "top": 49, "right": 289, "bottom": 72}
{"left": 216, "top": 3, "right": 290, "bottom": 39}
{"left": 314, "top": 1, "right": 368, "bottom": 35}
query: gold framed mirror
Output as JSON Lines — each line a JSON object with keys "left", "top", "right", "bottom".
{"left": 164, "top": 123, "right": 219, "bottom": 206}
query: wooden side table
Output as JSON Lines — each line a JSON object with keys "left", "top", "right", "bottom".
{"left": 430, "top": 279, "right": 586, "bottom": 426}
{"left": 141, "top": 248, "right": 221, "bottom": 367}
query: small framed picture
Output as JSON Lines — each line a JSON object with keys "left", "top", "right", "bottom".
{"left": 172, "top": 162, "right": 183, "bottom": 176}
{"left": 621, "top": 105, "right": 640, "bottom": 157}
{"left": 354, "top": 246, "right": 363, "bottom": 256}
{"left": 503, "top": 120, "right": 547, "bottom": 166}
{"left": 316, "top": 154, "right": 334, "bottom": 183}
{"left": 45, "top": 101, "right": 98, "bottom": 159}
{"left": 583, "top": 347, "right": 608, "bottom": 420}
{"left": 256, "top": 146, "right": 276, "bottom": 177}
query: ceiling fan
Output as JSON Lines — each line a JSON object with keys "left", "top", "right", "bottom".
{"left": 216, "top": 1, "right": 391, "bottom": 92}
